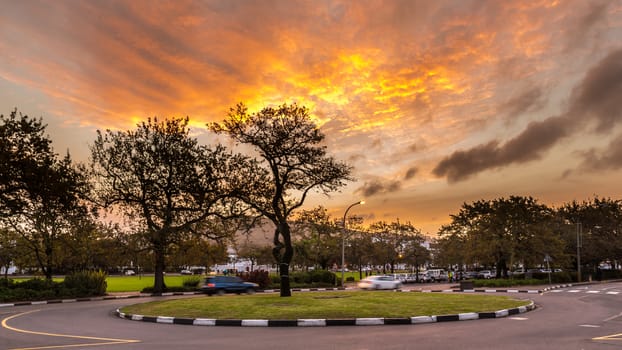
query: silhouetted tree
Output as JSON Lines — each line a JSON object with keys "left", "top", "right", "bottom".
{"left": 0, "top": 110, "right": 89, "bottom": 280}
{"left": 438, "top": 196, "right": 563, "bottom": 277}
{"left": 210, "top": 103, "right": 353, "bottom": 296}
{"left": 90, "top": 116, "right": 251, "bottom": 293}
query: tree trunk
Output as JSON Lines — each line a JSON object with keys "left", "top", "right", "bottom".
{"left": 273, "top": 223, "right": 293, "bottom": 297}
{"left": 153, "top": 233, "right": 167, "bottom": 294}
{"left": 44, "top": 240, "right": 53, "bottom": 281}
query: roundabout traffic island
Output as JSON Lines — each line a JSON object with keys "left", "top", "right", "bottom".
{"left": 115, "top": 290, "right": 536, "bottom": 327}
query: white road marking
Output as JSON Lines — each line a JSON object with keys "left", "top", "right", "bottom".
{"left": 586, "top": 291, "right": 601, "bottom": 294}
{"left": 509, "top": 317, "right": 528, "bottom": 321}
{"left": 568, "top": 290, "right": 582, "bottom": 293}
{"left": 580, "top": 324, "right": 601, "bottom": 328}
{"left": 606, "top": 291, "right": 620, "bottom": 295}
{"left": 603, "top": 312, "right": 622, "bottom": 322}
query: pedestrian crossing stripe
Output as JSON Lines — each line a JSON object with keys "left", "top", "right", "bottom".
{"left": 594, "top": 333, "right": 622, "bottom": 341}
{"left": 549, "top": 289, "right": 620, "bottom": 294}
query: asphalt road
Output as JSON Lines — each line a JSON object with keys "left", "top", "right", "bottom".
{"left": 2, "top": 283, "right": 622, "bottom": 350}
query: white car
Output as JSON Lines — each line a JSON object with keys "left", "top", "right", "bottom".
{"left": 358, "top": 275, "right": 402, "bottom": 290}
{"left": 478, "top": 270, "right": 494, "bottom": 279}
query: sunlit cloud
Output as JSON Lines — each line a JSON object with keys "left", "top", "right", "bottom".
{"left": 1, "top": 0, "right": 621, "bottom": 234}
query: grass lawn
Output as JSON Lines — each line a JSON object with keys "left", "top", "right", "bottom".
{"left": 120, "top": 291, "right": 530, "bottom": 319}
{"left": 105, "top": 275, "right": 196, "bottom": 292}
{"left": 10, "top": 275, "right": 201, "bottom": 293}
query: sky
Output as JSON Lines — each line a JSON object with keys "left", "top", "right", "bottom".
{"left": 1, "top": 0, "right": 622, "bottom": 235}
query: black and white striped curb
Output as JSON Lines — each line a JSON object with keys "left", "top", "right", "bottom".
{"left": 403, "top": 288, "right": 542, "bottom": 294}
{"left": 115, "top": 301, "right": 535, "bottom": 327}
{"left": 540, "top": 284, "right": 573, "bottom": 292}
{"left": 0, "top": 289, "right": 348, "bottom": 308}
{"left": 0, "top": 292, "right": 200, "bottom": 308}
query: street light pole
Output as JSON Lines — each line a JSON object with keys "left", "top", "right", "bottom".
{"left": 341, "top": 200, "right": 364, "bottom": 287}
{"left": 577, "top": 222, "right": 582, "bottom": 282}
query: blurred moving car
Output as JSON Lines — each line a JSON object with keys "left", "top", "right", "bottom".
{"left": 357, "top": 275, "right": 402, "bottom": 290}
{"left": 201, "top": 276, "right": 259, "bottom": 296}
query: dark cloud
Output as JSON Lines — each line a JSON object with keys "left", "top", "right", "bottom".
{"left": 356, "top": 179, "right": 402, "bottom": 197}
{"left": 568, "top": 48, "right": 622, "bottom": 132}
{"left": 434, "top": 48, "right": 622, "bottom": 183}
{"left": 404, "top": 166, "right": 418, "bottom": 180}
{"left": 498, "top": 86, "right": 546, "bottom": 121}
{"left": 579, "top": 133, "right": 622, "bottom": 171}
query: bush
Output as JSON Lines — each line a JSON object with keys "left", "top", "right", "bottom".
{"left": 309, "top": 270, "right": 337, "bottom": 285}
{"left": 182, "top": 276, "right": 201, "bottom": 288}
{"left": 16, "top": 278, "right": 52, "bottom": 291}
{"left": 274, "top": 270, "right": 337, "bottom": 288}
{"left": 141, "top": 286, "right": 189, "bottom": 294}
{"left": 63, "top": 270, "right": 108, "bottom": 296}
{"left": 599, "top": 269, "right": 622, "bottom": 280}
{"left": 238, "top": 270, "right": 271, "bottom": 288}
{"left": 473, "top": 278, "right": 544, "bottom": 287}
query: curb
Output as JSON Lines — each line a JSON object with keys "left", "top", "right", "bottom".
{"left": 115, "top": 301, "right": 536, "bottom": 327}
{"left": 0, "top": 292, "right": 199, "bottom": 308}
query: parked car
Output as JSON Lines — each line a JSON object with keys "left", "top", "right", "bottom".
{"left": 358, "top": 275, "right": 402, "bottom": 290}
{"left": 426, "top": 269, "right": 449, "bottom": 282}
{"left": 477, "top": 270, "right": 494, "bottom": 279}
{"left": 124, "top": 269, "right": 135, "bottom": 276}
{"left": 392, "top": 273, "right": 409, "bottom": 283}
{"left": 417, "top": 272, "right": 432, "bottom": 283}
{"left": 180, "top": 269, "right": 192, "bottom": 275}
{"left": 411, "top": 272, "right": 432, "bottom": 283}
{"left": 405, "top": 273, "right": 425, "bottom": 283}
{"left": 201, "top": 276, "right": 259, "bottom": 296}
{"left": 463, "top": 271, "right": 479, "bottom": 280}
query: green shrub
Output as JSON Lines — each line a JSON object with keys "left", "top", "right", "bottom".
{"left": 0, "top": 278, "right": 15, "bottom": 288}
{"left": 64, "top": 270, "right": 108, "bottom": 296}
{"left": 272, "top": 270, "right": 337, "bottom": 288}
{"left": 141, "top": 286, "right": 188, "bottom": 294}
{"left": 182, "top": 276, "right": 201, "bottom": 288}
{"left": 309, "top": 270, "right": 337, "bottom": 285}
{"left": 271, "top": 275, "right": 281, "bottom": 285}
{"left": 599, "top": 269, "right": 622, "bottom": 280}
{"left": 16, "top": 278, "right": 52, "bottom": 291}
{"left": 473, "top": 278, "right": 544, "bottom": 287}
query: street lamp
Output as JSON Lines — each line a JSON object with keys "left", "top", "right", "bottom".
{"left": 341, "top": 200, "right": 364, "bottom": 287}
{"left": 577, "top": 222, "right": 582, "bottom": 282}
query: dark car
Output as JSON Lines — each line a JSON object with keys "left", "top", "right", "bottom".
{"left": 201, "top": 276, "right": 259, "bottom": 296}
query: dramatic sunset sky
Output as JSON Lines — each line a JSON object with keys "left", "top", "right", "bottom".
{"left": 2, "top": 1, "right": 622, "bottom": 235}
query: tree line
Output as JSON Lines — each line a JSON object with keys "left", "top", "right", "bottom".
{"left": 2, "top": 107, "right": 621, "bottom": 297}
{"left": 1, "top": 104, "right": 352, "bottom": 297}
{"left": 435, "top": 196, "right": 622, "bottom": 279}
